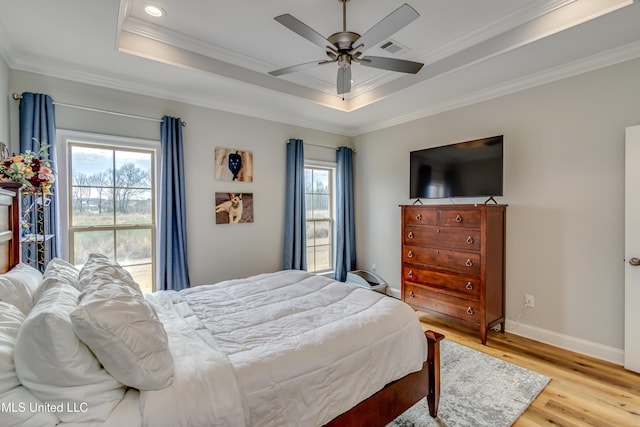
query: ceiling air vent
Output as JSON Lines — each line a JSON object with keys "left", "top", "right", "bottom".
{"left": 379, "top": 39, "right": 408, "bottom": 55}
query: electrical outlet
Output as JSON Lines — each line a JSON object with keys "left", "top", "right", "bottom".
{"left": 371, "top": 263, "right": 377, "bottom": 271}
{"left": 524, "top": 294, "right": 535, "bottom": 308}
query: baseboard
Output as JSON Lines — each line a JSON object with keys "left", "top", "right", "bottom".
{"left": 505, "top": 319, "right": 624, "bottom": 365}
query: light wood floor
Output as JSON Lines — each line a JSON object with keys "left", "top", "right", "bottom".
{"left": 416, "top": 311, "right": 640, "bottom": 427}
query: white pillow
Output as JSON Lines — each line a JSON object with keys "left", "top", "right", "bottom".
{"left": 3, "top": 264, "right": 43, "bottom": 296}
{"left": 71, "top": 278, "right": 174, "bottom": 390}
{"left": 0, "top": 302, "right": 26, "bottom": 394}
{"left": 33, "top": 258, "right": 81, "bottom": 302}
{"left": 0, "top": 301, "right": 59, "bottom": 426}
{"left": 0, "top": 277, "right": 33, "bottom": 315}
{"left": 1, "top": 383, "right": 61, "bottom": 427}
{"left": 0, "top": 264, "right": 43, "bottom": 315}
{"left": 78, "top": 253, "right": 142, "bottom": 294}
{"left": 14, "top": 284, "right": 125, "bottom": 422}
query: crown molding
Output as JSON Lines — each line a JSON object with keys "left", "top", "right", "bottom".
{"left": 353, "top": 40, "right": 640, "bottom": 136}
{"left": 120, "top": 15, "right": 387, "bottom": 98}
{"left": 5, "top": 0, "right": 639, "bottom": 138}
{"left": 8, "top": 39, "right": 640, "bottom": 138}
{"left": 122, "top": 16, "right": 272, "bottom": 73}
{"left": 0, "top": 19, "right": 16, "bottom": 67}
{"left": 9, "top": 54, "right": 350, "bottom": 137}
{"left": 420, "top": 0, "right": 576, "bottom": 63}
{"left": 116, "top": 0, "right": 576, "bottom": 101}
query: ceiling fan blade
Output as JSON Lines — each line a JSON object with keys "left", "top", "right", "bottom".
{"left": 274, "top": 14, "right": 333, "bottom": 49}
{"left": 355, "top": 4, "right": 419, "bottom": 52}
{"left": 269, "top": 59, "right": 333, "bottom": 76}
{"left": 360, "top": 56, "right": 423, "bottom": 74}
{"left": 337, "top": 66, "right": 352, "bottom": 95}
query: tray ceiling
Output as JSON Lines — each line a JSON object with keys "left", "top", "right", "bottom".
{"left": 1, "top": 0, "right": 639, "bottom": 136}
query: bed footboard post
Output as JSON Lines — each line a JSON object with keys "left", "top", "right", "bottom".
{"left": 425, "top": 330, "right": 445, "bottom": 417}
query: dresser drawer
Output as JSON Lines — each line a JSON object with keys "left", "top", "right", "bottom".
{"left": 403, "top": 207, "right": 437, "bottom": 226}
{"left": 404, "top": 284, "right": 482, "bottom": 324}
{"left": 403, "top": 266, "right": 480, "bottom": 299}
{"left": 403, "top": 245, "right": 481, "bottom": 275}
{"left": 404, "top": 226, "right": 481, "bottom": 252}
{"left": 438, "top": 209, "right": 481, "bottom": 228}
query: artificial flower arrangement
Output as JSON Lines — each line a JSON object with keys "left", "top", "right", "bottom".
{"left": 0, "top": 142, "right": 56, "bottom": 194}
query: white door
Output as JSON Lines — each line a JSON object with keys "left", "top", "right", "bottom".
{"left": 625, "top": 125, "right": 640, "bottom": 373}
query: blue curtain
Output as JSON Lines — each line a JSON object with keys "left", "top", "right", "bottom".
{"left": 159, "top": 116, "right": 190, "bottom": 290}
{"left": 283, "top": 138, "right": 306, "bottom": 270}
{"left": 19, "top": 92, "right": 61, "bottom": 262}
{"left": 335, "top": 146, "right": 356, "bottom": 281}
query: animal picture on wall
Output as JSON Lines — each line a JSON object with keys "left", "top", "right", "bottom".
{"left": 215, "top": 147, "right": 254, "bottom": 182}
{"left": 215, "top": 192, "right": 254, "bottom": 224}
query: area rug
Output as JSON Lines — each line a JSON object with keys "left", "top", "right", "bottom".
{"left": 388, "top": 339, "right": 550, "bottom": 427}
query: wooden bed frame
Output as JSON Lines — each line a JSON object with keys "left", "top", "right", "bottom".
{"left": 0, "top": 185, "right": 21, "bottom": 274}
{"left": 325, "top": 330, "right": 444, "bottom": 426}
{"left": 0, "top": 184, "right": 443, "bottom": 426}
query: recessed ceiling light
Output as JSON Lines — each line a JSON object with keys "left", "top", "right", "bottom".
{"left": 144, "top": 5, "right": 165, "bottom": 18}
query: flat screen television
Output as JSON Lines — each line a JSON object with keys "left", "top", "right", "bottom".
{"left": 410, "top": 135, "right": 503, "bottom": 199}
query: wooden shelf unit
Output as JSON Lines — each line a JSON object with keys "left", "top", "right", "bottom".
{"left": 20, "top": 187, "right": 55, "bottom": 272}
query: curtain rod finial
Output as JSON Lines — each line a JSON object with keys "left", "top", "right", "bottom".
{"left": 11, "top": 93, "right": 22, "bottom": 100}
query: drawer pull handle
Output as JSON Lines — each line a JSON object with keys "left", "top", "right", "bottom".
{"left": 408, "top": 270, "right": 414, "bottom": 277}
{"left": 466, "top": 236, "right": 474, "bottom": 244}
{"left": 436, "top": 228, "right": 440, "bottom": 233}
{"left": 466, "top": 282, "right": 473, "bottom": 290}
{"left": 465, "top": 259, "right": 473, "bottom": 267}
{"left": 409, "top": 291, "right": 415, "bottom": 298}
{"left": 408, "top": 231, "right": 414, "bottom": 239}
{"left": 467, "top": 307, "right": 474, "bottom": 315}
{"left": 408, "top": 250, "right": 414, "bottom": 258}
{"left": 416, "top": 214, "right": 423, "bottom": 221}
{"left": 456, "top": 214, "right": 463, "bottom": 223}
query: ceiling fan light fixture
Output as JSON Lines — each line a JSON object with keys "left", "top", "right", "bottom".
{"left": 338, "top": 54, "right": 351, "bottom": 68}
{"left": 269, "top": 1, "right": 423, "bottom": 95}
{"left": 144, "top": 4, "right": 165, "bottom": 18}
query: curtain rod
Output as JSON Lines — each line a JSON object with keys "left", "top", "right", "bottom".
{"left": 288, "top": 140, "right": 357, "bottom": 154}
{"left": 11, "top": 93, "right": 186, "bottom": 127}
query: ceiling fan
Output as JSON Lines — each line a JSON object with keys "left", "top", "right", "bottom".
{"left": 269, "top": 0, "right": 424, "bottom": 95}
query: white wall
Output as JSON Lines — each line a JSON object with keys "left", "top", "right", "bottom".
{"left": 8, "top": 58, "right": 639, "bottom": 362}
{"left": 354, "top": 57, "right": 640, "bottom": 359}
{"left": 0, "top": 55, "right": 9, "bottom": 148}
{"left": 7, "top": 71, "right": 351, "bottom": 286}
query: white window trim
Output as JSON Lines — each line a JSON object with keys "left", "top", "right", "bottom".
{"left": 56, "top": 129, "right": 161, "bottom": 273}
{"left": 304, "top": 159, "right": 337, "bottom": 274}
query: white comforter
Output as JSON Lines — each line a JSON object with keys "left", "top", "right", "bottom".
{"left": 70, "top": 270, "right": 428, "bottom": 427}
{"left": 140, "top": 290, "right": 249, "bottom": 427}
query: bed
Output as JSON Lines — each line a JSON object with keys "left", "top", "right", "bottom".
{"left": 0, "top": 186, "right": 443, "bottom": 426}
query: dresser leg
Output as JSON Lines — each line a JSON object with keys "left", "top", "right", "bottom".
{"left": 480, "top": 325, "right": 488, "bottom": 345}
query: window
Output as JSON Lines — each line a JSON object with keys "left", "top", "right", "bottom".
{"left": 60, "top": 132, "right": 159, "bottom": 293}
{"left": 305, "top": 164, "right": 335, "bottom": 273}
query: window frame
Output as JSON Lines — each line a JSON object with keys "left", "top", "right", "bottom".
{"left": 57, "top": 130, "right": 161, "bottom": 290}
{"left": 304, "top": 160, "right": 336, "bottom": 274}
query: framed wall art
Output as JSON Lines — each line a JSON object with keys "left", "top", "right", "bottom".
{"left": 215, "top": 147, "right": 254, "bottom": 182}
{"left": 215, "top": 192, "right": 254, "bottom": 224}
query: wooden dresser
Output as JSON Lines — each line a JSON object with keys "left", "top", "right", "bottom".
{"left": 401, "top": 204, "right": 506, "bottom": 344}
